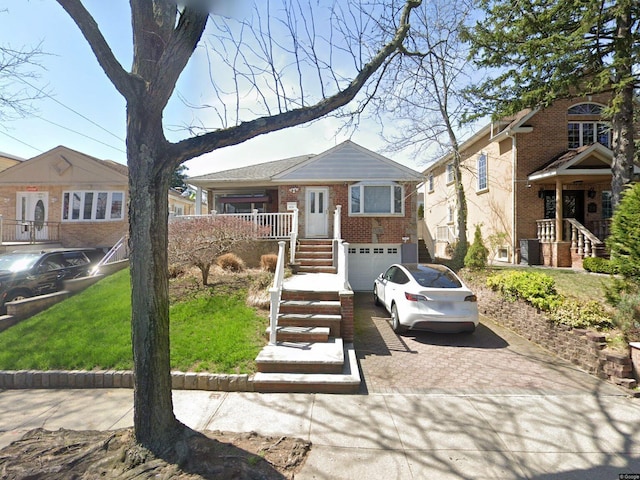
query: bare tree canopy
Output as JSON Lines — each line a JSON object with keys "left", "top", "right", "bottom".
{"left": 0, "top": 8, "right": 45, "bottom": 122}
{"left": 54, "top": 0, "right": 421, "bottom": 456}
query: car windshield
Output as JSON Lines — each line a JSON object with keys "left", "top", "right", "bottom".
{"left": 405, "top": 264, "right": 462, "bottom": 289}
{"left": 0, "top": 253, "right": 41, "bottom": 273}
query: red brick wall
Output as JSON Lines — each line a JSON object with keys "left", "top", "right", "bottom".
{"left": 278, "top": 182, "right": 418, "bottom": 243}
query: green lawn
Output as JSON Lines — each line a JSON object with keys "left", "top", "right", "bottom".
{"left": 0, "top": 268, "right": 267, "bottom": 373}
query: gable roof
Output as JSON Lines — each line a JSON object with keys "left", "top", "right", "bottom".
{"left": 0, "top": 145, "right": 128, "bottom": 185}
{"left": 188, "top": 140, "right": 422, "bottom": 189}
{"left": 526, "top": 143, "right": 637, "bottom": 181}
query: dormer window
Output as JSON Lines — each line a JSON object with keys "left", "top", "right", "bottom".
{"left": 567, "top": 102, "right": 611, "bottom": 149}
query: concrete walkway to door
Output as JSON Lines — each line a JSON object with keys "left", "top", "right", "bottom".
{"left": 354, "top": 292, "right": 626, "bottom": 396}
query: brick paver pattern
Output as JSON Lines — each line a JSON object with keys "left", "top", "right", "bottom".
{"left": 354, "top": 293, "right": 622, "bottom": 395}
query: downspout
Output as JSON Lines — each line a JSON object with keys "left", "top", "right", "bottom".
{"left": 507, "top": 131, "right": 518, "bottom": 265}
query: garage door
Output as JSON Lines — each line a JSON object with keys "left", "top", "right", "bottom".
{"left": 348, "top": 244, "right": 401, "bottom": 291}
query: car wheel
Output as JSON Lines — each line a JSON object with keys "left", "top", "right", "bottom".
{"left": 391, "top": 304, "right": 407, "bottom": 334}
{"left": 373, "top": 285, "right": 381, "bottom": 306}
{"left": 5, "top": 290, "right": 30, "bottom": 304}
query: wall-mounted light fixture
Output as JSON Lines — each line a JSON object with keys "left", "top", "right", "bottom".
{"left": 588, "top": 187, "right": 596, "bottom": 199}
{"left": 538, "top": 188, "right": 545, "bottom": 199}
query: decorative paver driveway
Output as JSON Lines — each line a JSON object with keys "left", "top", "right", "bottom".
{"left": 354, "top": 293, "right": 624, "bottom": 395}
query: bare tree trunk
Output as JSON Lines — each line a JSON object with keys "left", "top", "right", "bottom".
{"left": 127, "top": 103, "right": 183, "bottom": 453}
{"left": 604, "top": 3, "right": 633, "bottom": 209}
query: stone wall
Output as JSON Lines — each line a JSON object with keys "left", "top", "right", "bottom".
{"left": 468, "top": 280, "right": 637, "bottom": 390}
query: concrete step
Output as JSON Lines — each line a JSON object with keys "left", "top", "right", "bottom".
{"left": 253, "top": 342, "right": 361, "bottom": 393}
{"left": 296, "top": 258, "right": 334, "bottom": 266}
{"left": 265, "top": 325, "right": 331, "bottom": 343}
{"left": 295, "top": 251, "right": 333, "bottom": 259}
{"left": 280, "top": 299, "right": 341, "bottom": 315}
{"left": 255, "top": 338, "right": 344, "bottom": 374}
{"left": 281, "top": 289, "right": 339, "bottom": 302}
{"left": 278, "top": 313, "right": 342, "bottom": 336}
{"left": 297, "top": 265, "right": 337, "bottom": 274}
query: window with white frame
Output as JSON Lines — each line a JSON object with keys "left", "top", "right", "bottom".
{"left": 567, "top": 103, "right": 611, "bottom": 149}
{"left": 349, "top": 182, "right": 403, "bottom": 215}
{"left": 446, "top": 163, "right": 454, "bottom": 184}
{"left": 62, "top": 191, "right": 125, "bottom": 221}
{"left": 477, "top": 153, "right": 487, "bottom": 191}
{"left": 447, "top": 204, "right": 455, "bottom": 223}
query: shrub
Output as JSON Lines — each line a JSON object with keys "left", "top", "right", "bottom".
{"left": 168, "top": 263, "right": 186, "bottom": 278}
{"left": 549, "top": 299, "right": 614, "bottom": 330}
{"left": 612, "top": 291, "right": 640, "bottom": 342}
{"left": 464, "top": 225, "right": 488, "bottom": 270}
{"left": 260, "top": 254, "right": 278, "bottom": 272}
{"left": 486, "top": 270, "right": 563, "bottom": 311}
{"left": 582, "top": 256, "right": 618, "bottom": 274}
{"left": 607, "top": 182, "right": 640, "bottom": 284}
{"left": 217, "top": 253, "right": 245, "bottom": 272}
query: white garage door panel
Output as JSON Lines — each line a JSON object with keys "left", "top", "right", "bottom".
{"left": 348, "top": 244, "right": 401, "bottom": 291}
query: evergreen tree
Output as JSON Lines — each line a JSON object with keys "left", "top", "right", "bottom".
{"left": 464, "top": 224, "right": 488, "bottom": 270}
{"left": 607, "top": 182, "right": 640, "bottom": 283}
{"left": 463, "top": 0, "right": 639, "bottom": 207}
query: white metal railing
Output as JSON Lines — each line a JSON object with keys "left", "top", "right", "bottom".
{"left": 174, "top": 210, "right": 295, "bottom": 239}
{"left": 91, "top": 234, "right": 129, "bottom": 275}
{"left": 269, "top": 241, "right": 286, "bottom": 345}
{"left": 289, "top": 208, "right": 298, "bottom": 264}
{"left": 333, "top": 205, "right": 342, "bottom": 240}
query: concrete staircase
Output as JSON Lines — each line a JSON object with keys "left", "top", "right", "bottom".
{"left": 294, "top": 238, "right": 336, "bottom": 273}
{"left": 253, "top": 240, "right": 360, "bottom": 393}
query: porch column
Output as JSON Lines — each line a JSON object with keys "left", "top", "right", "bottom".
{"left": 195, "top": 186, "right": 203, "bottom": 215}
{"left": 555, "top": 178, "right": 562, "bottom": 242}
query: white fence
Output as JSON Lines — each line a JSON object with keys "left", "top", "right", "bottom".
{"left": 173, "top": 210, "right": 296, "bottom": 240}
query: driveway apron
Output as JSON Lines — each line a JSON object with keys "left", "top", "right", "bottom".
{"left": 354, "top": 293, "right": 624, "bottom": 395}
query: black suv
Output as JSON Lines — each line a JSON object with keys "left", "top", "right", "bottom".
{"left": 0, "top": 249, "right": 94, "bottom": 314}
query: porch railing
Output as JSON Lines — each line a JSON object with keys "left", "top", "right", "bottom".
{"left": 91, "top": 234, "right": 130, "bottom": 275}
{"left": 536, "top": 218, "right": 605, "bottom": 258}
{"left": 436, "top": 224, "right": 456, "bottom": 243}
{"left": 0, "top": 215, "right": 61, "bottom": 244}
{"left": 269, "top": 241, "right": 286, "bottom": 345}
{"left": 174, "top": 210, "right": 296, "bottom": 240}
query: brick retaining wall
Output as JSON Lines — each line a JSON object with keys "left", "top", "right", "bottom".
{"left": 468, "top": 280, "right": 637, "bottom": 390}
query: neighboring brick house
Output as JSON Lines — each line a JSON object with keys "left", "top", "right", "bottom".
{"left": 0, "top": 146, "right": 128, "bottom": 249}
{"left": 421, "top": 94, "right": 640, "bottom": 267}
{"left": 188, "top": 140, "right": 423, "bottom": 290}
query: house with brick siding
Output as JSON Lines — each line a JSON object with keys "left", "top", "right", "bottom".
{"left": 188, "top": 140, "right": 423, "bottom": 290}
{"left": 0, "top": 145, "right": 128, "bottom": 250}
{"left": 420, "top": 94, "right": 640, "bottom": 268}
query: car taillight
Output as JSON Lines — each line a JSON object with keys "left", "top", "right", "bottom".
{"left": 405, "top": 292, "right": 427, "bottom": 302}
{"left": 464, "top": 295, "right": 477, "bottom": 302}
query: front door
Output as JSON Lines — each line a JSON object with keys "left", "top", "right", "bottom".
{"left": 543, "top": 189, "right": 585, "bottom": 240}
{"left": 16, "top": 192, "right": 49, "bottom": 241}
{"left": 306, "top": 187, "right": 328, "bottom": 237}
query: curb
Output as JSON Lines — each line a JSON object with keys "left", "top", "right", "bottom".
{"left": 0, "top": 370, "right": 255, "bottom": 392}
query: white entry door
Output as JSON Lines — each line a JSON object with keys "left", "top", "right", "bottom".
{"left": 306, "top": 187, "right": 328, "bottom": 237}
{"left": 16, "top": 192, "right": 49, "bottom": 241}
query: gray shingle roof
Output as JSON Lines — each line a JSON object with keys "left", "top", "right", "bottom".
{"left": 188, "top": 155, "right": 313, "bottom": 182}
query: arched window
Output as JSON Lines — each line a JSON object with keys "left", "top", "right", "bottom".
{"left": 567, "top": 102, "right": 611, "bottom": 149}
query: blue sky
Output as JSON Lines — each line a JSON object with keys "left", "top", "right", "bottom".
{"left": 0, "top": 1, "right": 427, "bottom": 177}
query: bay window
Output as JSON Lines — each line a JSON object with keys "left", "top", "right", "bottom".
{"left": 62, "top": 190, "right": 125, "bottom": 221}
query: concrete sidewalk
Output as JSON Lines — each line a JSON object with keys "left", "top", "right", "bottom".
{"left": 1, "top": 388, "right": 639, "bottom": 479}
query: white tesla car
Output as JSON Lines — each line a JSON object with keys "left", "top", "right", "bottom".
{"left": 373, "top": 263, "right": 479, "bottom": 334}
